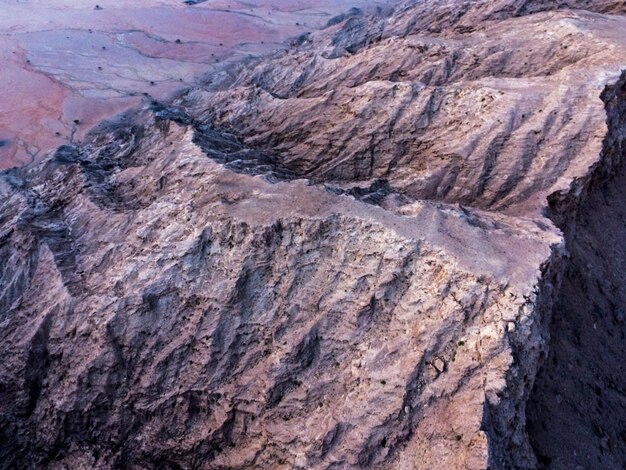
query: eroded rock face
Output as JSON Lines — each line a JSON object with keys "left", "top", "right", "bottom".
{"left": 0, "top": 117, "right": 560, "bottom": 469}
{"left": 183, "top": 0, "right": 626, "bottom": 217}
{"left": 0, "top": 1, "right": 625, "bottom": 469}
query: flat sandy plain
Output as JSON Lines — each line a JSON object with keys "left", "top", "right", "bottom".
{"left": 0, "top": 0, "right": 389, "bottom": 168}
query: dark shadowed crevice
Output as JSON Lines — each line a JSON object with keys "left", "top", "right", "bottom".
{"left": 149, "top": 103, "right": 409, "bottom": 206}
{"left": 526, "top": 70, "right": 626, "bottom": 469}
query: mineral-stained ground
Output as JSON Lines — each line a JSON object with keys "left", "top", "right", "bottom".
{"left": 1, "top": 0, "right": 626, "bottom": 469}
{"left": 0, "top": 0, "right": 391, "bottom": 168}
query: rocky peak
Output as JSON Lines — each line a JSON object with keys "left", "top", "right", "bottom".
{"left": 1, "top": 1, "right": 626, "bottom": 469}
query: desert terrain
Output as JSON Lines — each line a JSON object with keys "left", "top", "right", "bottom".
{"left": 0, "top": 1, "right": 626, "bottom": 469}
{"left": 0, "top": 0, "right": 390, "bottom": 168}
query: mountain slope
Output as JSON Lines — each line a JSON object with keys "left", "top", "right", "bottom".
{"left": 0, "top": 1, "right": 625, "bottom": 469}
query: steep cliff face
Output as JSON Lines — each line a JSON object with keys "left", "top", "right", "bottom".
{"left": 0, "top": 1, "right": 625, "bottom": 469}
{"left": 526, "top": 69, "right": 626, "bottom": 470}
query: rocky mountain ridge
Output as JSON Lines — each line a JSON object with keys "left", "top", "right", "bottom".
{"left": 0, "top": 1, "right": 625, "bottom": 469}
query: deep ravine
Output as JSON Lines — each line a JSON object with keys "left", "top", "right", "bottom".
{"left": 527, "top": 70, "right": 626, "bottom": 469}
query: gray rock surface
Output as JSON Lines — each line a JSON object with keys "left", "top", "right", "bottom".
{"left": 0, "top": 1, "right": 625, "bottom": 469}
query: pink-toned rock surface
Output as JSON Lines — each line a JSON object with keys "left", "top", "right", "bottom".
{"left": 1, "top": 1, "right": 626, "bottom": 469}
{"left": 0, "top": 0, "right": 390, "bottom": 168}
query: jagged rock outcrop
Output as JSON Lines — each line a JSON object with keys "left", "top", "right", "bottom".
{"left": 183, "top": 0, "right": 626, "bottom": 217}
{"left": 0, "top": 114, "right": 562, "bottom": 469}
{"left": 1, "top": 1, "right": 625, "bottom": 469}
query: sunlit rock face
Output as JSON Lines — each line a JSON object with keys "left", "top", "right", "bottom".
{"left": 1, "top": 1, "right": 626, "bottom": 469}
{"left": 0, "top": 0, "right": 390, "bottom": 168}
